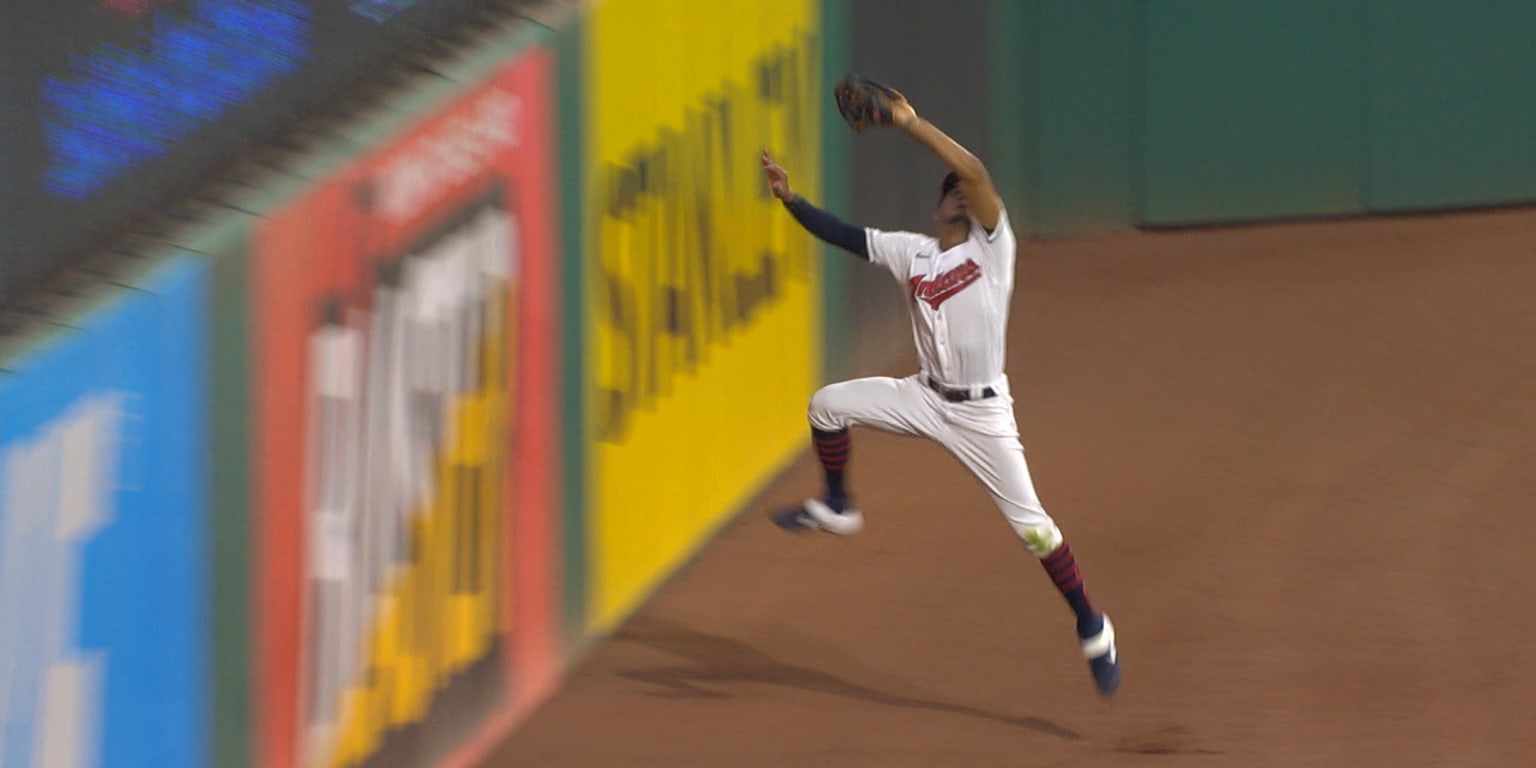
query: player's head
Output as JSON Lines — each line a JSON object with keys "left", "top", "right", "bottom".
{"left": 934, "top": 171, "right": 968, "bottom": 228}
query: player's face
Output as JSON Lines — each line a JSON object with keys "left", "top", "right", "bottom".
{"left": 935, "top": 186, "right": 968, "bottom": 226}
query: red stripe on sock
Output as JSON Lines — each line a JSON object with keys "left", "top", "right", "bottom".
{"left": 816, "top": 438, "right": 850, "bottom": 470}
{"left": 1042, "top": 543, "right": 1072, "bottom": 565}
{"left": 1045, "top": 547, "right": 1073, "bottom": 565}
{"left": 1050, "top": 567, "right": 1079, "bottom": 586}
{"left": 1041, "top": 542, "right": 1084, "bottom": 592}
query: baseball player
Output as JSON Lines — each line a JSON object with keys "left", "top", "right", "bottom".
{"left": 760, "top": 85, "right": 1121, "bottom": 697}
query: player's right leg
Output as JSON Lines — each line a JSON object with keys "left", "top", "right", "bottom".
{"left": 773, "top": 374, "right": 941, "bottom": 534}
{"left": 935, "top": 420, "right": 1122, "bottom": 697}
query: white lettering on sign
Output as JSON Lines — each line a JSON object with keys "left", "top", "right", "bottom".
{"left": 375, "top": 88, "right": 523, "bottom": 225}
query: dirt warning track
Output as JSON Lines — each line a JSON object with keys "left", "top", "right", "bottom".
{"left": 486, "top": 207, "right": 1536, "bottom": 767}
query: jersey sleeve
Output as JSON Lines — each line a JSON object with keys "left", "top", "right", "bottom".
{"left": 864, "top": 228, "right": 925, "bottom": 282}
{"left": 971, "top": 204, "right": 1017, "bottom": 268}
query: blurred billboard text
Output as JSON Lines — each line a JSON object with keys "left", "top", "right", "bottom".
{"left": 0, "top": 256, "right": 210, "bottom": 768}
{"left": 252, "top": 48, "right": 559, "bottom": 768}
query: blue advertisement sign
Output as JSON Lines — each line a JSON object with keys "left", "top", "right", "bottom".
{"left": 0, "top": 254, "right": 208, "bottom": 768}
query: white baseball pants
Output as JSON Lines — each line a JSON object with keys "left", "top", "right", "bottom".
{"left": 807, "top": 373, "right": 1062, "bottom": 554}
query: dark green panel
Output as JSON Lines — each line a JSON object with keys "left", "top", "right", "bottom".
{"left": 1034, "top": 0, "right": 1136, "bottom": 239}
{"left": 204, "top": 222, "right": 253, "bottom": 768}
{"left": 1140, "top": 1, "right": 1367, "bottom": 225}
{"left": 820, "top": 0, "right": 851, "bottom": 383}
{"left": 556, "top": 12, "right": 589, "bottom": 656}
{"left": 1367, "top": 1, "right": 1536, "bottom": 211}
{"left": 987, "top": 0, "right": 1039, "bottom": 236}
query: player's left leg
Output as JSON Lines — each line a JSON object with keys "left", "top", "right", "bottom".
{"left": 935, "top": 409, "right": 1122, "bottom": 696}
{"left": 774, "top": 375, "right": 946, "bottom": 534}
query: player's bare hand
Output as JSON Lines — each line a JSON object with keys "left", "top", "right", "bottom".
{"left": 761, "top": 150, "right": 794, "bottom": 202}
{"left": 889, "top": 91, "right": 917, "bottom": 129}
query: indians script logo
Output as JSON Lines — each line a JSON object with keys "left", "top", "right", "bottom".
{"left": 909, "top": 259, "right": 982, "bottom": 309}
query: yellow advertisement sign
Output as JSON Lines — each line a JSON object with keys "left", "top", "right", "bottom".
{"left": 586, "top": 0, "right": 824, "bottom": 631}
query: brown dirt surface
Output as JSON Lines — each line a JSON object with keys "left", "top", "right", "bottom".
{"left": 484, "top": 207, "right": 1536, "bottom": 767}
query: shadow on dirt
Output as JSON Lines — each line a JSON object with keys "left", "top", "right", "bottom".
{"left": 614, "top": 615, "right": 1084, "bottom": 742}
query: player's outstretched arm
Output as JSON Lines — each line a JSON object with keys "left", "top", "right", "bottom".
{"left": 888, "top": 98, "right": 1002, "bottom": 233}
{"left": 761, "top": 150, "right": 870, "bottom": 260}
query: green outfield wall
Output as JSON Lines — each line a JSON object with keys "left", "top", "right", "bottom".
{"left": 986, "top": 0, "right": 1536, "bottom": 238}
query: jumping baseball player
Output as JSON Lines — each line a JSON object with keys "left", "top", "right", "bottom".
{"left": 761, "top": 76, "right": 1121, "bottom": 697}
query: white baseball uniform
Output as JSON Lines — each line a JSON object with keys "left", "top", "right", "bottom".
{"left": 807, "top": 204, "right": 1062, "bottom": 553}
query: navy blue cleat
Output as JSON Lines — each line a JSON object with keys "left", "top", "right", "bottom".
{"left": 771, "top": 498, "right": 864, "bottom": 535}
{"left": 1080, "top": 613, "right": 1121, "bottom": 697}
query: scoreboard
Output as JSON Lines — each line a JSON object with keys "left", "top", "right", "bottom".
{"left": 0, "top": 0, "right": 491, "bottom": 299}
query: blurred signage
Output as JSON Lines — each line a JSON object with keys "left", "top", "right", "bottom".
{"left": 0, "top": 0, "right": 484, "bottom": 300}
{"left": 0, "top": 255, "right": 210, "bottom": 768}
{"left": 250, "top": 49, "right": 559, "bottom": 768}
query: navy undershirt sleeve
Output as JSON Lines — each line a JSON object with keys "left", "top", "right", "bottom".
{"left": 782, "top": 195, "right": 869, "bottom": 259}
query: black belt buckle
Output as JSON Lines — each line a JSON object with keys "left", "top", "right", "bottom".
{"left": 928, "top": 376, "right": 996, "bottom": 402}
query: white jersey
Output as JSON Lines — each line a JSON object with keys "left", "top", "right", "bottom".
{"left": 864, "top": 206, "right": 1017, "bottom": 389}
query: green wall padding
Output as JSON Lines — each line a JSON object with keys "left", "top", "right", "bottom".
{"left": 1366, "top": 0, "right": 1536, "bottom": 212}
{"left": 1139, "top": 1, "right": 1368, "bottom": 226}
{"left": 1034, "top": 0, "right": 1137, "bottom": 238}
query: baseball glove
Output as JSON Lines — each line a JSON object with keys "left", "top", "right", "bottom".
{"left": 834, "top": 73, "right": 904, "bottom": 133}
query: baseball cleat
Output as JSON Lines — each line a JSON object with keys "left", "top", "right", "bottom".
{"left": 1080, "top": 613, "right": 1121, "bottom": 697}
{"left": 771, "top": 498, "right": 864, "bottom": 535}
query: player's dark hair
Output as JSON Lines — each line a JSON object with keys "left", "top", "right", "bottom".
{"left": 938, "top": 171, "right": 960, "bottom": 204}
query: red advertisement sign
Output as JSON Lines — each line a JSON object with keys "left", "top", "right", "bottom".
{"left": 251, "top": 47, "right": 558, "bottom": 768}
